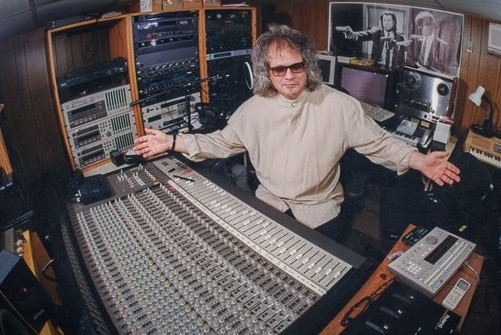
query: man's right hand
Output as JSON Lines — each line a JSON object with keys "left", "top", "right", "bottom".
{"left": 133, "top": 128, "right": 171, "bottom": 158}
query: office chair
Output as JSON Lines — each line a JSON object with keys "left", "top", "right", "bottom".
{"left": 340, "top": 148, "right": 399, "bottom": 213}
{"left": 336, "top": 86, "right": 376, "bottom": 214}
{"left": 340, "top": 149, "right": 371, "bottom": 213}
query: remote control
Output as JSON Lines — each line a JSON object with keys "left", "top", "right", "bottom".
{"left": 442, "top": 278, "right": 470, "bottom": 310}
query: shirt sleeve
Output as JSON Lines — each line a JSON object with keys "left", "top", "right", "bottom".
{"left": 181, "top": 123, "right": 247, "bottom": 162}
{"left": 346, "top": 99, "right": 417, "bottom": 175}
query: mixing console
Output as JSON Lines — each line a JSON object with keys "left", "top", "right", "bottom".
{"left": 64, "top": 155, "right": 367, "bottom": 334}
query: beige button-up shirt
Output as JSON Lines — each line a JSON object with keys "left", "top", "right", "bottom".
{"left": 182, "top": 84, "right": 415, "bottom": 228}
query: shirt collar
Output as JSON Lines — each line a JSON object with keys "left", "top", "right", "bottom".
{"left": 277, "top": 90, "right": 309, "bottom": 107}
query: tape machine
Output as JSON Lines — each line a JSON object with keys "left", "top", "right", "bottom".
{"left": 395, "top": 66, "right": 457, "bottom": 123}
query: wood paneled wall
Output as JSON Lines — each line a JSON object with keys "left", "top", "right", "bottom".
{"left": 0, "top": 28, "right": 71, "bottom": 191}
{"left": 458, "top": 16, "right": 501, "bottom": 135}
{"left": 252, "top": 0, "right": 501, "bottom": 137}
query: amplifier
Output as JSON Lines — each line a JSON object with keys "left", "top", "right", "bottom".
{"left": 142, "top": 92, "right": 200, "bottom": 132}
{"left": 388, "top": 227, "right": 476, "bottom": 297}
{"left": 47, "top": 13, "right": 98, "bottom": 29}
{"left": 61, "top": 85, "right": 137, "bottom": 169}
{"left": 67, "top": 112, "right": 136, "bottom": 149}
{"left": 57, "top": 57, "right": 127, "bottom": 91}
{"left": 61, "top": 85, "right": 132, "bottom": 130}
{"left": 133, "top": 11, "right": 198, "bottom": 56}
{"left": 72, "top": 131, "right": 136, "bottom": 169}
{"left": 205, "top": 9, "right": 253, "bottom": 54}
{"left": 207, "top": 54, "right": 253, "bottom": 114}
{"left": 205, "top": 9, "right": 254, "bottom": 115}
{"left": 132, "top": 11, "right": 200, "bottom": 113}
{"left": 0, "top": 250, "right": 53, "bottom": 334}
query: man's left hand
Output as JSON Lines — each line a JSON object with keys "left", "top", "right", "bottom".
{"left": 410, "top": 151, "right": 461, "bottom": 186}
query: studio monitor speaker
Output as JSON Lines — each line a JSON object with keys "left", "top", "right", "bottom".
{"left": 0, "top": 250, "right": 53, "bottom": 334}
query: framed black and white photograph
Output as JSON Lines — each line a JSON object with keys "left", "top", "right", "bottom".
{"left": 328, "top": 2, "right": 464, "bottom": 77}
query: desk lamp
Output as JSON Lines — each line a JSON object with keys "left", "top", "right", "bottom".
{"left": 468, "top": 85, "right": 494, "bottom": 137}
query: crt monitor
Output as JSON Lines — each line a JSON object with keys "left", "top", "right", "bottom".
{"left": 317, "top": 53, "right": 336, "bottom": 86}
{"left": 335, "top": 63, "right": 395, "bottom": 110}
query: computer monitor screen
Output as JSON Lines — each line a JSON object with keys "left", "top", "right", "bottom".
{"left": 337, "top": 64, "right": 393, "bottom": 108}
{"left": 317, "top": 54, "right": 336, "bottom": 86}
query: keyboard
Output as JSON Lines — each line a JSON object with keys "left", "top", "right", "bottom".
{"left": 464, "top": 130, "right": 501, "bottom": 169}
{"left": 362, "top": 103, "right": 395, "bottom": 123}
{"left": 384, "top": 119, "right": 432, "bottom": 148}
{"left": 387, "top": 129, "right": 420, "bottom": 146}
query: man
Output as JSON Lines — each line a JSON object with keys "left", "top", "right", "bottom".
{"left": 410, "top": 11, "right": 449, "bottom": 73}
{"left": 342, "top": 11, "right": 408, "bottom": 69}
{"left": 133, "top": 25, "right": 460, "bottom": 240}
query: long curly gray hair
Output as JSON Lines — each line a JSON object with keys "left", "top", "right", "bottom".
{"left": 251, "top": 24, "right": 323, "bottom": 97}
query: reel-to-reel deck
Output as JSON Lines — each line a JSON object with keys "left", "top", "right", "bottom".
{"left": 395, "top": 67, "right": 457, "bottom": 123}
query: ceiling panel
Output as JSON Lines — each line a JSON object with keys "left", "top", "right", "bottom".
{"left": 0, "top": 0, "right": 31, "bottom": 21}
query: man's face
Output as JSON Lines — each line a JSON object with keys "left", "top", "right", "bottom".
{"left": 382, "top": 15, "right": 394, "bottom": 31}
{"left": 267, "top": 44, "right": 308, "bottom": 100}
{"left": 417, "top": 17, "right": 434, "bottom": 36}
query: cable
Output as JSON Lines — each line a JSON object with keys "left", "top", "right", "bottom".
{"left": 42, "top": 258, "right": 58, "bottom": 282}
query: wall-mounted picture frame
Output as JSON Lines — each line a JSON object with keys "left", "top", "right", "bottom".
{"left": 328, "top": 2, "right": 464, "bottom": 77}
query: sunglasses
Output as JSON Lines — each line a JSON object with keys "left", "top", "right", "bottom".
{"left": 268, "top": 61, "right": 305, "bottom": 77}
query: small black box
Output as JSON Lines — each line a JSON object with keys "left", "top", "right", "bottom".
{"left": 341, "top": 281, "right": 460, "bottom": 335}
{"left": 76, "top": 175, "right": 111, "bottom": 205}
{"left": 0, "top": 249, "right": 53, "bottom": 333}
{"left": 110, "top": 150, "right": 125, "bottom": 167}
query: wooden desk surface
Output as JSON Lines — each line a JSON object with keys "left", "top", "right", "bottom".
{"left": 319, "top": 224, "right": 484, "bottom": 335}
